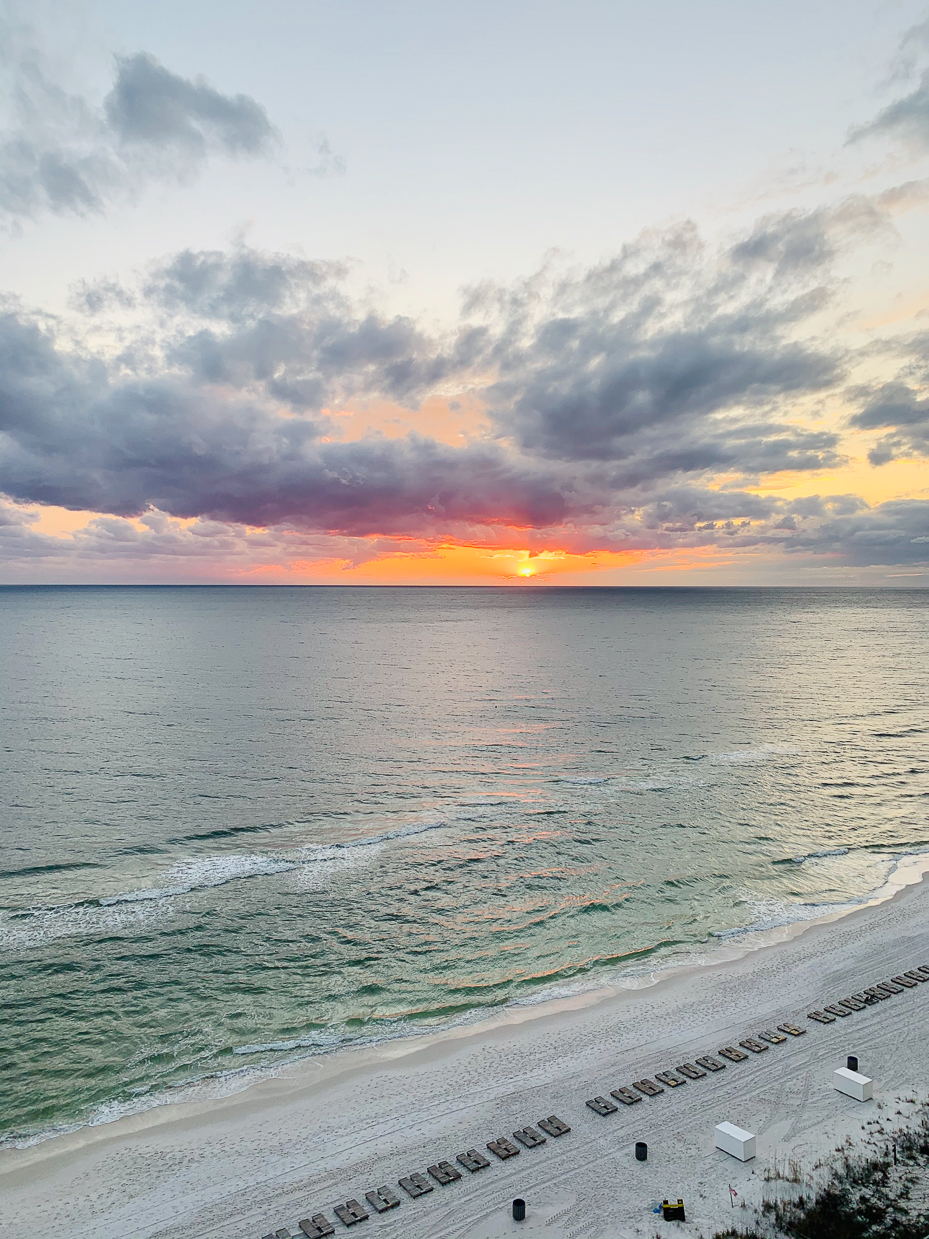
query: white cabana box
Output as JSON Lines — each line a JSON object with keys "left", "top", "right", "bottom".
{"left": 833, "top": 1067, "right": 873, "bottom": 1101}
{"left": 714, "top": 1122, "right": 756, "bottom": 1161}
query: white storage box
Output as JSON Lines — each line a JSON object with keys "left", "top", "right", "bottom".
{"left": 833, "top": 1067, "right": 872, "bottom": 1101}
{"left": 714, "top": 1122, "right": 756, "bottom": 1161}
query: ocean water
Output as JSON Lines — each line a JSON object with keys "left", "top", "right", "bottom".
{"left": 1, "top": 585, "right": 928, "bottom": 1145}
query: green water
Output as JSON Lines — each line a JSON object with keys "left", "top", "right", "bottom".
{"left": 1, "top": 585, "right": 927, "bottom": 1144}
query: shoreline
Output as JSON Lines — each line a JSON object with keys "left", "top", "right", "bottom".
{"left": 4, "top": 848, "right": 929, "bottom": 1177}
{"left": 3, "top": 853, "right": 929, "bottom": 1238}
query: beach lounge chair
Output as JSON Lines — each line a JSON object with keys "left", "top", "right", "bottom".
{"left": 718, "top": 1046, "right": 748, "bottom": 1061}
{"left": 457, "top": 1149, "right": 491, "bottom": 1172}
{"left": 487, "top": 1137, "right": 520, "bottom": 1159}
{"left": 427, "top": 1161, "right": 462, "bottom": 1184}
{"left": 654, "top": 1070, "right": 686, "bottom": 1087}
{"left": 864, "top": 987, "right": 891, "bottom": 1002}
{"left": 365, "top": 1188, "right": 400, "bottom": 1213}
{"left": 513, "top": 1126, "right": 546, "bottom": 1148}
{"left": 758, "top": 1030, "right": 787, "bottom": 1043}
{"left": 538, "top": 1115, "right": 571, "bottom": 1136}
{"left": 676, "top": 1063, "right": 706, "bottom": 1079}
{"left": 299, "top": 1219, "right": 336, "bottom": 1239}
{"left": 633, "top": 1078, "right": 665, "bottom": 1096}
{"left": 839, "top": 997, "right": 866, "bottom": 1011}
{"left": 399, "top": 1174, "right": 433, "bottom": 1198}
{"left": 807, "top": 1010, "right": 835, "bottom": 1023}
{"left": 854, "top": 991, "right": 881, "bottom": 1005}
{"left": 904, "top": 971, "right": 928, "bottom": 983}
{"left": 918, "top": 966, "right": 929, "bottom": 977}
{"left": 777, "top": 1023, "right": 806, "bottom": 1036}
{"left": 586, "top": 1095, "right": 619, "bottom": 1115}
{"left": 263, "top": 1230, "right": 292, "bottom": 1239}
{"left": 892, "top": 974, "right": 917, "bottom": 987}
{"left": 696, "top": 1055, "right": 726, "bottom": 1071}
{"left": 876, "top": 980, "right": 903, "bottom": 995}
{"left": 610, "top": 1086, "right": 641, "bottom": 1104}
{"left": 823, "top": 1006, "right": 851, "bottom": 1019}
{"left": 739, "top": 1038, "right": 768, "bottom": 1053}
{"left": 333, "top": 1201, "right": 368, "bottom": 1226}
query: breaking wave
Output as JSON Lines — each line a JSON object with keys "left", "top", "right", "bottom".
{"left": 0, "top": 820, "right": 446, "bottom": 949}
{"left": 780, "top": 847, "right": 850, "bottom": 865}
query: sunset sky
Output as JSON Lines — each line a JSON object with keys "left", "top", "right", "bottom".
{"left": 2, "top": 0, "right": 929, "bottom": 584}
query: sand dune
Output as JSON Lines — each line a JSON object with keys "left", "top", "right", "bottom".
{"left": 3, "top": 862, "right": 929, "bottom": 1239}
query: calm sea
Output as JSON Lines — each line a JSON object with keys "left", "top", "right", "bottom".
{"left": 2, "top": 586, "right": 928, "bottom": 1145}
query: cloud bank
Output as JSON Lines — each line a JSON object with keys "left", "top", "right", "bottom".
{"left": 1, "top": 195, "right": 928, "bottom": 577}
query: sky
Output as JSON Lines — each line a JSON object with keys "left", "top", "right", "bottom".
{"left": 1, "top": 0, "right": 929, "bottom": 585}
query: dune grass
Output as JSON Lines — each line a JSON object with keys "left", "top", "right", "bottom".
{"left": 713, "top": 1101, "right": 929, "bottom": 1239}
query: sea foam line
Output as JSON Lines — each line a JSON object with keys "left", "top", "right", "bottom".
{"left": 100, "top": 820, "right": 444, "bottom": 906}
{"left": 0, "top": 820, "right": 447, "bottom": 946}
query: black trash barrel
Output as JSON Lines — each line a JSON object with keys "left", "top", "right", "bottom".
{"left": 635, "top": 1141, "right": 648, "bottom": 1161}
{"left": 512, "top": 1198, "right": 526, "bottom": 1221}
{"left": 847, "top": 1055, "right": 859, "bottom": 1072}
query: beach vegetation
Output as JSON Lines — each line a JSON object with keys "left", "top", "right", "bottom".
{"left": 713, "top": 1101, "right": 929, "bottom": 1239}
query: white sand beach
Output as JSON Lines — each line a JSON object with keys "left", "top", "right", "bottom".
{"left": 4, "top": 861, "right": 929, "bottom": 1239}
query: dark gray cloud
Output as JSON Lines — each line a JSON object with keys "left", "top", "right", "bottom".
{"left": 848, "top": 17, "right": 929, "bottom": 154}
{"left": 103, "top": 53, "right": 274, "bottom": 158}
{"left": 85, "top": 245, "right": 486, "bottom": 411}
{"left": 536, "top": 489, "right": 929, "bottom": 568}
{"left": 848, "top": 379, "right": 929, "bottom": 464}
{"left": 143, "top": 247, "right": 348, "bottom": 320}
{"left": 783, "top": 498, "right": 929, "bottom": 566}
{"left": 0, "top": 305, "right": 572, "bottom": 536}
{"left": 0, "top": 31, "right": 278, "bottom": 222}
{"left": 850, "top": 69, "right": 929, "bottom": 152}
{"left": 466, "top": 208, "right": 875, "bottom": 477}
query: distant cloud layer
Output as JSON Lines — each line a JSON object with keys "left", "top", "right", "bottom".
{"left": 0, "top": 39, "right": 277, "bottom": 222}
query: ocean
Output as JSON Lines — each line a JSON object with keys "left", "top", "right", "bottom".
{"left": 2, "top": 585, "right": 927, "bottom": 1147}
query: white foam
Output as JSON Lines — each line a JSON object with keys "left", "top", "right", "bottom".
{"left": 329, "top": 820, "right": 444, "bottom": 849}
{"left": 0, "top": 900, "right": 170, "bottom": 950}
{"left": 0, "top": 1064, "right": 272, "bottom": 1151}
{"left": 708, "top": 744, "right": 803, "bottom": 765}
{"left": 5, "top": 822, "right": 448, "bottom": 949}
{"left": 234, "top": 1031, "right": 347, "bottom": 1055}
{"left": 100, "top": 854, "right": 297, "bottom": 905}
{"left": 232, "top": 1001, "right": 506, "bottom": 1060}
{"left": 710, "top": 896, "right": 865, "bottom": 939}
{"left": 789, "top": 847, "right": 850, "bottom": 864}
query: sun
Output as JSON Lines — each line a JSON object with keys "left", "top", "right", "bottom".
{"left": 518, "top": 565, "right": 534, "bottom": 577}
